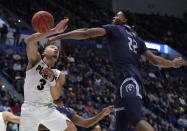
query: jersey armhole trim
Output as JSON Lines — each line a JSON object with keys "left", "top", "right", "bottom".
{"left": 26, "top": 59, "right": 42, "bottom": 73}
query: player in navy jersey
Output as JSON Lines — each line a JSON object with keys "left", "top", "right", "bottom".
{"left": 48, "top": 11, "right": 184, "bottom": 131}
{"left": 39, "top": 96, "right": 114, "bottom": 130}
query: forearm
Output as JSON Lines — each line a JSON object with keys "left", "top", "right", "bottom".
{"left": 83, "top": 111, "right": 106, "bottom": 128}
{"left": 49, "top": 28, "right": 106, "bottom": 44}
{"left": 28, "top": 29, "right": 56, "bottom": 43}
{"left": 49, "top": 29, "right": 89, "bottom": 43}
{"left": 153, "top": 56, "right": 173, "bottom": 68}
{"left": 51, "top": 86, "right": 62, "bottom": 100}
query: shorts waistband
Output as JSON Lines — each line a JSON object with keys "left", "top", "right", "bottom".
{"left": 23, "top": 101, "right": 54, "bottom": 107}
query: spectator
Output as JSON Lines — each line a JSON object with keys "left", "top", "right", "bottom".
{"left": 92, "top": 124, "right": 102, "bottom": 131}
{"left": 13, "top": 23, "right": 20, "bottom": 45}
{"left": 12, "top": 102, "right": 21, "bottom": 115}
{"left": 85, "top": 101, "right": 94, "bottom": 113}
{"left": 19, "top": 38, "right": 26, "bottom": 46}
{"left": 178, "top": 115, "right": 187, "bottom": 128}
{"left": 4, "top": 101, "right": 11, "bottom": 111}
{"left": 13, "top": 61, "right": 21, "bottom": 71}
{"left": 0, "top": 24, "right": 8, "bottom": 43}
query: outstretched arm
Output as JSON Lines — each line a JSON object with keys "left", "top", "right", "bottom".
{"left": 26, "top": 19, "right": 69, "bottom": 69}
{"left": 48, "top": 28, "right": 106, "bottom": 44}
{"left": 2, "top": 112, "right": 20, "bottom": 124}
{"left": 71, "top": 105, "right": 114, "bottom": 128}
{"left": 144, "top": 50, "right": 184, "bottom": 68}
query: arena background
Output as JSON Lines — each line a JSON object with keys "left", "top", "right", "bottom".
{"left": 0, "top": 0, "right": 186, "bottom": 130}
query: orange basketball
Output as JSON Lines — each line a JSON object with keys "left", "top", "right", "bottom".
{"left": 32, "top": 11, "right": 54, "bottom": 33}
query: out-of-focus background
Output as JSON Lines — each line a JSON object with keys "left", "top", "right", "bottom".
{"left": 0, "top": 0, "right": 186, "bottom": 130}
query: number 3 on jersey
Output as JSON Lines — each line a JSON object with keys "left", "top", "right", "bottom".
{"left": 37, "top": 78, "right": 46, "bottom": 90}
{"left": 128, "top": 37, "right": 138, "bottom": 54}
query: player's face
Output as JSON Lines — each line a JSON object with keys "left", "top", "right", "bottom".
{"left": 43, "top": 45, "right": 59, "bottom": 61}
{"left": 112, "top": 11, "right": 127, "bottom": 25}
{"left": 93, "top": 125, "right": 101, "bottom": 131}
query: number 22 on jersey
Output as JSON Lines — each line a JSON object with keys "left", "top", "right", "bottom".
{"left": 128, "top": 37, "right": 138, "bottom": 54}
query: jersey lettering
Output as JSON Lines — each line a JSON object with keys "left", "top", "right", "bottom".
{"left": 36, "top": 65, "right": 43, "bottom": 75}
{"left": 36, "top": 65, "right": 46, "bottom": 90}
{"left": 37, "top": 78, "right": 46, "bottom": 90}
{"left": 128, "top": 37, "right": 138, "bottom": 54}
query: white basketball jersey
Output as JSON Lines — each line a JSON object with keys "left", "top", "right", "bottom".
{"left": 24, "top": 60, "right": 61, "bottom": 104}
{"left": 0, "top": 112, "right": 7, "bottom": 131}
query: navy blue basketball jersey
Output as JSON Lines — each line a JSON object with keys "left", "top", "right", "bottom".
{"left": 55, "top": 105, "right": 73, "bottom": 120}
{"left": 102, "top": 24, "right": 148, "bottom": 83}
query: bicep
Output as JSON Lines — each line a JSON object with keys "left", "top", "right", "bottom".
{"left": 86, "top": 28, "right": 106, "bottom": 38}
{"left": 56, "top": 74, "right": 65, "bottom": 87}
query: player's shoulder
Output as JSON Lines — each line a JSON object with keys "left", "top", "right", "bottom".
{"left": 69, "top": 107, "right": 76, "bottom": 115}
{"left": 56, "top": 72, "right": 65, "bottom": 84}
{"left": 102, "top": 24, "right": 118, "bottom": 29}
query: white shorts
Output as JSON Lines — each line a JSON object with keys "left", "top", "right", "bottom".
{"left": 19, "top": 102, "right": 70, "bottom": 131}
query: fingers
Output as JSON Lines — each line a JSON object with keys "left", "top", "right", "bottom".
{"left": 109, "top": 105, "right": 114, "bottom": 109}
{"left": 47, "top": 38, "right": 55, "bottom": 45}
{"left": 172, "top": 57, "right": 184, "bottom": 68}
{"left": 176, "top": 57, "right": 184, "bottom": 68}
{"left": 54, "top": 18, "right": 69, "bottom": 33}
{"left": 110, "top": 106, "right": 115, "bottom": 112}
{"left": 63, "top": 25, "right": 68, "bottom": 31}
{"left": 107, "top": 105, "right": 115, "bottom": 112}
{"left": 59, "top": 19, "right": 69, "bottom": 28}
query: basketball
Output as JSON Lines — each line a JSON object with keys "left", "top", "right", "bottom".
{"left": 32, "top": 11, "right": 54, "bottom": 33}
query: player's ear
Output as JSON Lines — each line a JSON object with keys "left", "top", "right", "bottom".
{"left": 122, "top": 18, "right": 127, "bottom": 24}
{"left": 42, "top": 50, "right": 46, "bottom": 57}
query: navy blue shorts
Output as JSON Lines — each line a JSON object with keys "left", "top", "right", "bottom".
{"left": 114, "top": 75, "right": 143, "bottom": 131}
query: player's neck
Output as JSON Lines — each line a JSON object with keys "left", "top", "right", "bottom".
{"left": 43, "top": 57, "right": 54, "bottom": 68}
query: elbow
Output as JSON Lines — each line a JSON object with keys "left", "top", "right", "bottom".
{"left": 83, "top": 124, "right": 90, "bottom": 128}
{"left": 81, "top": 122, "right": 91, "bottom": 128}
{"left": 52, "top": 93, "right": 61, "bottom": 100}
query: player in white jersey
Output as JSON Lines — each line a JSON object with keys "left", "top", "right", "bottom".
{"left": 0, "top": 111, "right": 20, "bottom": 131}
{"left": 19, "top": 18, "right": 77, "bottom": 131}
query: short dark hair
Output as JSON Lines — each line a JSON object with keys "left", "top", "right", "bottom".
{"left": 38, "top": 43, "right": 60, "bottom": 55}
{"left": 38, "top": 42, "right": 45, "bottom": 56}
{"left": 121, "top": 10, "right": 136, "bottom": 26}
{"left": 38, "top": 43, "right": 60, "bottom": 62}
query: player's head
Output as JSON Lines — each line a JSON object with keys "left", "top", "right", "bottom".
{"left": 92, "top": 125, "right": 102, "bottom": 131}
{"left": 40, "top": 44, "right": 60, "bottom": 65}
{"left": 112, "top": 10, "right": 136, "bottom": 26}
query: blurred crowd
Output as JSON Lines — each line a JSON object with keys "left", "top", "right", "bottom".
{"left": 0, "top": 82, "right": 21, "bottom": 130}
{"left": 0, "top": 42, "right": 186, "bottom": 131}
{"left": 1, "top": 0, "right": 187, "bottom": 50}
